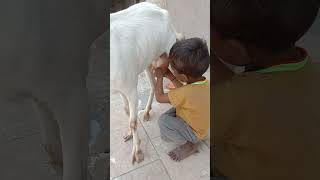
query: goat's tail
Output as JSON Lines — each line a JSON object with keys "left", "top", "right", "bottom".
{"left": 175, "top": 31, "right": 185, "bottom": 41}
{"left": 146, "top": 0, "right": 185, "bottom": 41}
{"left": 146, "top": 0, "right": 168, "bottom": 9}
{"left": 170, "top": 21, "right": 185, "bottom": 41}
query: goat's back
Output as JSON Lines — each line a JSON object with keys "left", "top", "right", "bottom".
{"left": 110, "top": 2, "right": 176, "bottom": 90}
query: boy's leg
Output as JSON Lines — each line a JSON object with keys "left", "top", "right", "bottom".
{"left": 158, "top": 108, "right": 199, "bottom": 144}
{"left": 158, "top": 109, "right": 178, "bottom": 143}
{"left": 158, "top": 108, "right": 200, "bottom": 161}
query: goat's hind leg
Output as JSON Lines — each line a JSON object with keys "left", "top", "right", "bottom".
{"left": 119, "top": 92, "right": 133, "bottom": 142}
{"left": 143, "top": 66, "right": 155, "bottom": 121}
{"left": 127, "top": 89, "right": 144, "bottom": 164}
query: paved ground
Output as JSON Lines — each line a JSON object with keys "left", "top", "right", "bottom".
{"left": 110, "top": 71, "right": 210, "bottom": 180}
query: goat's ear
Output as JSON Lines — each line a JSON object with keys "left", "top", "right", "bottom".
{"left": 176, "top": 32, "right": 185, "bottom": 41}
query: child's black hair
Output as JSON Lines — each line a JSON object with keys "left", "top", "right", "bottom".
{"left": 212, "top": 0, "right": 319, "bottom": 53}
{"left": 169, "top": 38, "right": 210, "bottom": 78}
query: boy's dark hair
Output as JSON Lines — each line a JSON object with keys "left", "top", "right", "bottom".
{"left": 212, "top": 0, "right": 319, "bottom": 53}
{"left": 169, "top": 38, "right": 210, "bottom": 78}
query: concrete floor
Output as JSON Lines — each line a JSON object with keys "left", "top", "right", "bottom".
{"left": 110, "top": 71, "right": 210, "bottom": 180}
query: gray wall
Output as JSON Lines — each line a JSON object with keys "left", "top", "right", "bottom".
{"left": 297, "top": 12, "right": 320, "bottom": 61}
{"left": 166, "top": 0, "right": 210, "bottom": 49}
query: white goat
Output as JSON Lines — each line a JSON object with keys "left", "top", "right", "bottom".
{"left": 110, "top": 2, "right": 179, "bottom": 163}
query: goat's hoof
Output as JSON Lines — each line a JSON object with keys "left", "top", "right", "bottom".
{"left": 44, "top": 144, "right": 63, "bottom": 174}
{"left": 123, "top": 134, "right": 133, "bottom": 142}
{"left": 143, "top": 112, "right": 150, "bottom": 121}
{"left": 132, "top": 150, "right": 144, "bottom": 164}
{"left": 48, "top": 159, "right": 63, "bottom": 174}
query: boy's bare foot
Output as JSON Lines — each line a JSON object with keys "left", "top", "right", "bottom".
{"left": 168, "top": 141, "right": 198, "bottom": 161}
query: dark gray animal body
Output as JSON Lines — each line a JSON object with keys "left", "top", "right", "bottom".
{"left": 0, "top": 1, "right": 107, "bottom": 180}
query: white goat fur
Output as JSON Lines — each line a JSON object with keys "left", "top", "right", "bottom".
{"left": 110, "top": 2, "right": 177, "bottom": 163}
{"left": 146, "top": 0, "right": 168, "bottom": 9}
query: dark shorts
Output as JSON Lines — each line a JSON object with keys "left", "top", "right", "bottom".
{"left": 158, "top": 108, "right": 200, "bottom": 144}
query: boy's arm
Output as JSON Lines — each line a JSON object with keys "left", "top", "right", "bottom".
{"left": 158, "top": 53, "right": 183, "bottom": 88}
{"left": 165, "top": 70, "right": 184, "bottom": 88}
{"left": 154, "top": 68, "right": 170, "bottom": 103}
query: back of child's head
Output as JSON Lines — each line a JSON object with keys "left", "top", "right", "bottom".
{"left": 212, "top": 0, "right": 319, "bottom": 53}
{"left": 169, "top": 37, "right": 210, "bottom": 78}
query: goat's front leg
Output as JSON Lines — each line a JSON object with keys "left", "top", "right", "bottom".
{"left": 143, "top": 66, "right": 156, "bottom": 121}
{"left": 127, "top": 89, "right": 144, "bottom": 164}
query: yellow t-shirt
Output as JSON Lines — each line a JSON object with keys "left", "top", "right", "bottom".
{"left": 213, "top": 59, "right": 320, "bottom": 180}
{"left": 168, "top": 80, "right": 210, "bottom": 139}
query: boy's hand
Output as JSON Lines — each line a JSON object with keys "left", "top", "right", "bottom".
{"left": 154, "top": 68, "right": 165, "bottom": 78}
{"left": 163, "top": 68, "right": 183, "bottom": 88}
{"left": 154, "top": 67, "right": 170, "bottom": 104}
{"left": 164, "top": 69, "right": 175, "bottom": 80}
{"left": 160, "top": 53, "right": 170, "bottom": 67}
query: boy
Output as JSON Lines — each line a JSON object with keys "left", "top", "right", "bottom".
{"left": 212, "top": 0, "right": 320, "bottom": 180}
{"left": 153, "top": 37, "right": 210, "bottom": 161}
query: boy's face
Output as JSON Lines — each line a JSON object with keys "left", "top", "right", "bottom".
{"left": 169, "top": 62, "right": 189, "bottom": 83}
